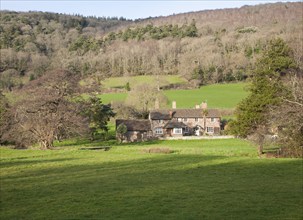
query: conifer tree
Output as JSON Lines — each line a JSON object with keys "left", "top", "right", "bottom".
{"left": 230, "top": 38, "right": 295, "bottom": 141}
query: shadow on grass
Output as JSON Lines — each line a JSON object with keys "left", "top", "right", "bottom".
{"left": 1, "top": 154, "right": 302, "bottom": 219}
{"left": 0, "top": 157, "right": 78, "bottom": 168}
{"left": 55, "top": 138, "right": 167, "bottom": 148}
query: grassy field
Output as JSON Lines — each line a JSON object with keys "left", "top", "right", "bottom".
{"left": 102, "top": 75, "right": 186, "bottom": 89}
{"left": 1, "top": 139, "right": 302, "bottom": 219}
{"left": 100, "top": 82, "right": 248, "bottom": 109}
{"left": 164, "top": 82, "right": 248, "bottom": 109}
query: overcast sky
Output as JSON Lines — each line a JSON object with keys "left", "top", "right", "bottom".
{"left": 1, "top": 0, "right": 299, "bottom": 20}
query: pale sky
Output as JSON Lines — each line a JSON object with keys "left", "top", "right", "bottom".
{"left": 0, "top": 0, "right": 299, "bottom": 20}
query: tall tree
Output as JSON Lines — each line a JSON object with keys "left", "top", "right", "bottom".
{"left": 81, "top": 95, "right": 115, "bottom": 140}
{"left": 269, "top": 70, "right": 303, "bottom": 157}
{"left": 0, "top": 91, "right": 10, "bottom": 143}
{"left": 7, "top": 70, "right": 89, "bottom": 149}
{"left": 230, "top": 38, "right": 296, "bottom": 154}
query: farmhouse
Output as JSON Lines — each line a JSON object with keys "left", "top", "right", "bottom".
{"left": 116, "top": 101, "right": 221, "bottom": 142}
{"left": 116, "top": 119, "right": 152, "bottom": 142}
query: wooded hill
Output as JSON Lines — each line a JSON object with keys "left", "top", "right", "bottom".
{"left": 0, "top": 2, "right": 302, "bottom": 91}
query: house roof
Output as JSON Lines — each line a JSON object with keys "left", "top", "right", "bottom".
{"left": 149, "top": 111, "right": 171, "bottom": 120}
{"left": 116, "top": 119, "right": 151, "bottom": 131}
{"left": 150, "top": 109, "right": 220, "bottom": 119}
{"left": 164, "top": 121, "right": 187, "bottom": 129}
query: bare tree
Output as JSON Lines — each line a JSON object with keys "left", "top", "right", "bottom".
{"left": 8, "top": 70, "right": 89, "bottom": 149}
{"left": 269, "top": 70, "right": 303, "bottom": 157}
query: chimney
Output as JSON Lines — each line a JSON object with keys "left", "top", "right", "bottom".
{"left": 172, "top": 101, "right": 176, "bottom": 109}
{"left": 201, "top": 101, "right": 207, "bottom": 109}
{"left": 169, "top": 110, "right": 173, "bottom": 119}
{"left": 195, "top": 104, "right": 200, "bottom": 109}
{"left": 155, "top": 99, "right": 159, "bottom": 109}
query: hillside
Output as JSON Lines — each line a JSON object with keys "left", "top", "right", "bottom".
{"left": 99, "top": 82, "right": 248, "bottom": 110}
{"left": 0, "top": 2, "right": 302, "bottom": 91}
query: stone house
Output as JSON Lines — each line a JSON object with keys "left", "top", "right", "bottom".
{"left": 116, "top": 101, "right": 221, "bottom": 142}
{"left": 150, "top": 101, "right": 221, "bottom": 137}
{"left": 116, "top": 119, "right": 152, "bottom": 142}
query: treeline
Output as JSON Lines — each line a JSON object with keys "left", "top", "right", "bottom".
{"left": 68, "top": 22, "right": 198, "bottom": 55}
{"left": 105, "top": 21, "right": 198, "bottom": 41}
{"left": 0, "top": 2, "right": 302, "bottom": 91}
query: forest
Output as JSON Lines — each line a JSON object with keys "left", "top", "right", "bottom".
{"left": 0, "top": 2, "right": 302, "bottom": 91}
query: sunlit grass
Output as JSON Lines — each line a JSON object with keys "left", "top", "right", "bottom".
{"left": 1, "top": 138, "right": 302, "bottom": 219}
{"left": 99, "top": 82, "right": 249, "bottom": 109}
{"left": 164, "top": 82, "right": 249, "bottom": 109}
{"left": 102, "top": 75, "right": 186, "bottom": 89}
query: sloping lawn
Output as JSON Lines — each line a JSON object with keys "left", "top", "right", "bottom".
{"left": 102, "top": 75, "right": 186, "bottom": 89}
{"left": 1, "top": 139, "right": 302, "bottom": 219}
{"left": 164, "top": 82, "right": 249, "bottom": 109}
{"left": 99, "top": 82, "right": 248, "bottom": 109}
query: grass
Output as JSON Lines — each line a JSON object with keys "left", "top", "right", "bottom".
{"left": 164, "top": 82, "right": 249, "bottom": 109}
{"left": 99, "top": 82, "right": 249, "bottom": 109}
{"left": 1, "top": 138, "right": 302, "bottom": 219}
{"left": 102, "top": 75, "right": 186, "bottom": 89}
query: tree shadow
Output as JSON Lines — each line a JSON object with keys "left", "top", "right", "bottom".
{"left": 0, "top": 157, "right": 78, "bottom": 168}
{"left": 1, "top": 154, "right": 302, "bottom": 219}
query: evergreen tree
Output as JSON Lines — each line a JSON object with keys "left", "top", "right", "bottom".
{"left": 82, "top": 96, "right": 116, "bottom": 140}
{"left": 230, "top": 38, "right": 295, "bottom": 139}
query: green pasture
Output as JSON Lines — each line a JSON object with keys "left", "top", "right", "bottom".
{"left": 102, "top": 75, "right": 186, "bottom": 89}
{"left": 99, "top": 82, "right": 249, "bottom": 109}
{"left": 1, "top": 138, "right": 302, "bottom": 219}
{"left": 164, "top": 82, "right": 248, "bottom": 109}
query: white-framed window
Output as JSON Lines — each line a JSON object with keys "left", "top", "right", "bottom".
{"left": 183, "top": 118, "right": 187, "bottom": 122}
{"left": 195, "top": 118, "right": 199, "bottom": 122}
{"left": 158, "top": 120, "right": 163, "bottom": 123}
{"left": 211, "top": 118, "right": 215, "bottom": 122}
{"left": 207, "top": 127, "right": 214, "bottom": 133}
{"left": 177, "top": 118, "right": 182, "bottom": 122}
{"left": 155, "top": 128, "right": 163, "bottom": 134}
{"left": 173, "top": 128, "right": 183, "bottom": 134}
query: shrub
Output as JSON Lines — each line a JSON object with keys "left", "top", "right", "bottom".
{"left": 142, "top": 147, "right": 173, "bottom": 154}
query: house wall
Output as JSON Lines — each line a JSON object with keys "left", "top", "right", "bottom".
{"left": 150, "top": 119, "right": 170, "bottom": 137}
{"left": 173, "top": 117, "right": 221, "bottom": 134}
{"left": 124, "top": 131, "right": 152, "bottom": 142}
{"left": 150, "top": 117, "right": 221, "bottom": 136}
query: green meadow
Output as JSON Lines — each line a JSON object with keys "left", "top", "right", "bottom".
{"left": 164, "top": 83, "right": 248, "bottom": 109}
{"left": 1, "top": 139, "right": 302, "bottom": 219}
{"left": 100, "top": 82, "right": 249, "bottom": 109}
{"left": 102, "top": 75, "right": 187, "bottom": 89}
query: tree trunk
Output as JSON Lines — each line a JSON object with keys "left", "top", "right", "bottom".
{"left": 258, "top": 145, "right": 263, "bottom": 156}
{"left": 40, "top": 139, "right": 54, "bottom": 150}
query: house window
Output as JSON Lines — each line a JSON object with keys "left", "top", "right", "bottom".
{"left": 173, "top": 128, "right": 182, "bottom": 134}
{"left": 207, "top": 127, "right": 214, "bottom": 133}
{"left": 211, "top": 118, "right": 215, "bottom": 122}
{"left": 183, "top": 118, "right": 187, "bottom": 122}
{"left": 177, "top": 118, "right": 182, "bottom": 122}
{"left": 155, "top": 128, "right": 163, "bottom": 134}
{"left": 184, "top": 127, "right": 189, "bottom": 133}
{"left": 195, "top": 118, "right": 199, "bottom": 122}
{"left": 158, "top": 120, "right": 163, "bottom": 123}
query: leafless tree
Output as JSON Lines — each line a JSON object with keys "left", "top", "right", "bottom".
{"left": 7, "top": 70, "right": 89, "bottom": 149}
{"left": 269, "top": 70, "right": 303, "bottom": 157}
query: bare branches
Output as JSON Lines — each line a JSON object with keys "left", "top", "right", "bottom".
{"left": 282, "top": 99, "right": 303, "bottom": 107}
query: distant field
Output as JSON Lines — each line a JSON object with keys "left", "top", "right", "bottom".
{"left": 98, "top": 92, "right": 128, "bottom": 104}
{"left": 164, "top": 82, "right": 249, "bottom": 109}
{"left": 102, "top": 75, "right": 187, "bottom": 89}
{"left": 1, "top": 138, "right": 302, "bottom": 219}
{"left": 100, "top": 82, "right": 249, "bottom": 109}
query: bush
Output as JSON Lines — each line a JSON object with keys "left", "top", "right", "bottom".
{"left": 142, "top": 147, "right": 173, "bottom": 154}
